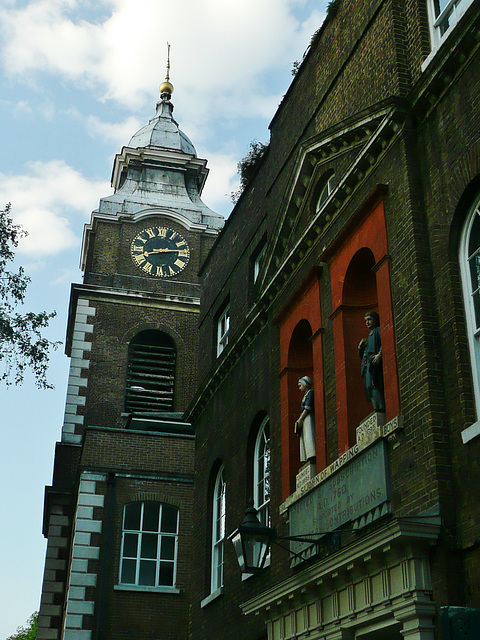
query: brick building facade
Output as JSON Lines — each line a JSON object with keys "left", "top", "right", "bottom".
{"left": 188, "top": 1, "right": 480, "bottom": 639}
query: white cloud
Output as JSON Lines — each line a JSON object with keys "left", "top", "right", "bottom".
{"left": 0, "top": 0, "right": 326, "bottom": 129}
{"left": 0, "top": 160, "right": 109, "bottom": 257}
{"left": 85, "top": 114, "right": 142, "bottom": 147}
{"left": 200, "top": 150, "right": 240, "bottom": 215}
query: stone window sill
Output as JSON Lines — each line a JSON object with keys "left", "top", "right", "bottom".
{"left": 201, "top": 587, "right": 223, "bottom": 608}
{"left": 114, "top": 584, "right": 180, "bottom": 594}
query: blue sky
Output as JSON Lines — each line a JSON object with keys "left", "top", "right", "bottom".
{"left": 0, "top": 1, "right": 327, "bottom": 636}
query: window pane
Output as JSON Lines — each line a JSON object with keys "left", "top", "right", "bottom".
{"left": 160, "top": 536, "right": 175, "bottom": 560}
{"left": 215, "top": 545, "right": 224, "bottom": 586}
{"left": 141, "top": 533, "right": 158, "bottom": 559}
{"left": 124, "top": 503, "right": 141, "bottom": 531}
{"left": 139, "top": 560, "right": 157, "bottom": 586}
{"left": 469, "top": 214, "right": 480, "bottom": 254}
{"left": 434, "top": 0, "right": 450, "bottom": 15}
{"left": 159, "top": 562, "right": 174, "bottom": 586}
{"left": 216, "top": 510, "right": 225, "bottom": 542}
{"left": 256, "top": 477, "right": 264, "bottom": 504}
{"left": 121, "top": 558, "right": 136, "bottom": 584}
{"left": 161, "top": 505, "right": 178, "bottom": 533}
{"left": 123, "top": 533, "right": 138, "bottom": 558}
{"left": 143, "top": 503, "right": 160, "bottom": 532}
{"left": 259, "top": 503, "right": 270, "bottom": 527}
{"left": 264, "top": 438, "right": 270, "bottom": 499}
{"left": 472, "top": 291, "right": 480, "bottom": 330}
{"left": 469, "top": 254, "right": 480, "bottom": 293}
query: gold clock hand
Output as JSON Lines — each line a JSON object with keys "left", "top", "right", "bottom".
{"left": 144, "top": 248, "right": 179, "bottom": 256}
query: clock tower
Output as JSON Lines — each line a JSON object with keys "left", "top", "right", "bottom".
{"left": 37, "top": 78, "right": 223, "bottom": 640}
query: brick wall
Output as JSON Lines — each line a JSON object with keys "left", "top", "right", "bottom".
{"left": 189, "top": 1, "right": 480, "bottom": 637}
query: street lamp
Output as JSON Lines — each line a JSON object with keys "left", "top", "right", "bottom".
{"left": 230, "top": 500, "right": 346, "bottom": 573}
{"left": 228, "top": 498, "right": 273, "bottom": 573}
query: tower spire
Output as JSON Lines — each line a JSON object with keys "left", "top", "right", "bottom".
{"left": 159, "top": 42, "right": 174, "bottom": 98}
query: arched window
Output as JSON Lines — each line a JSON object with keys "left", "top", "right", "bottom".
{"left": 460, "top": 193, "right": 480, "bottom": 417}
{"left": 211, "top": 466, "right": 226, "bottom": 593}
{"left": 125, "top": 330, "right": 176, "bottom": 412}
{"left": 253, "top": 418, "right": 270, "bottom": 527}
{"left": 119, "top": 501, "right": 178, "bottom": 588}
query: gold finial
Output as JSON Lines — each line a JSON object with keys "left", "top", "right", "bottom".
{"left": 159, "top": 42, "right": 174, "bottom": 96}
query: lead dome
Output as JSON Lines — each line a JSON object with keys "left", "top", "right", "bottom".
{"left": 128, "top": 95, "right": 196, "bottom": 156}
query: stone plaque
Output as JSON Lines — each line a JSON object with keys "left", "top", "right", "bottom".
{"left": 289, "top": 440, "right": 389, "bottom": 549}
{"left": 296, "top": 462, "right": 316, "bottom": 491}
{"left": 356, "top": 412, "right": 385, "bottom": 449}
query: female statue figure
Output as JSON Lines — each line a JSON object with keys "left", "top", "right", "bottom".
{"left": 296, "top": 376, "right": 316, "bottom": 462}
{"left": 358, "top": 311, "right": 385, "bottom": 413}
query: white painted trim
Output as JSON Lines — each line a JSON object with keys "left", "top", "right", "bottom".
{"left": 253, "top": 417, "right": 271, "bottom": 528}
{"left": 216, "top": 306, "right": 230, "bottom": 356}
{"left": 461, "top": 420, "right": 480, "bottom": 444}
{"left": 422, "top": 0, "right": 474, "bottom": 71}
{"left": 210, "top": 467, "right": 226, "bottom": 592}
{"left": 459, "top": 196, "right": 480, "bottom": 421}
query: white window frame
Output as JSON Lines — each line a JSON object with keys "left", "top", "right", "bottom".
{"left": 253, "top": 242, "right": 266, "bottom": 284}
{"left": 423, "top": 0, "right": 474, "bottom": 68}
{"left": 119, "top": 501, "right": 179, "bottom": 590}
{"left": 315, "top": 172, "right": 335, "bottom": 214}
{"left": 217, "top": 305, "right": 230, "bottom": 356}
{"left": 253, "top": 418, "right": 270, "bottom": 528}
{"left": 211, "top": 466, "right": 226, "bottom": 593}
{"left": 459, "top": 193, "right": 480, "bottom": 442}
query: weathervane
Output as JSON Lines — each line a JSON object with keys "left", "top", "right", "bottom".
{"left": 159, "top": 42, "right": 174, "bottom": 98}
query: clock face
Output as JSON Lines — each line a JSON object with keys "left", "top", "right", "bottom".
{"left": 130, "top": 226, "right": 190, "bottom": 278}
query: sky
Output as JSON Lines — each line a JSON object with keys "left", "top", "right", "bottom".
{"left": 0, "top": 0, "right": 328, "bottom": 636}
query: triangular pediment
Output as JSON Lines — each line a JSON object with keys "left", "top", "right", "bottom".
{"left": 258, "top": 103, "right": 406, "bottom": 292}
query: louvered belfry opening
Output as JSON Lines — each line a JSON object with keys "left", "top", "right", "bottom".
{"left": 125, "top": 330, "right": 176, "bottom": 413}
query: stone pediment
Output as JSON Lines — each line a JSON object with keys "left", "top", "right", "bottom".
{"left": 259, "top": 103, "right": 406, "bottom": 293}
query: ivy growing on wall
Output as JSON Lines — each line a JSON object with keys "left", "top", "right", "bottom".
{"left": 231, "top": 140, "right": 269, "bottom": 203}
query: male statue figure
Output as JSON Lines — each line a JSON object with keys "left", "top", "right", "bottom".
{"left": 358, "top": 311, "right": 385, "bottom": 413}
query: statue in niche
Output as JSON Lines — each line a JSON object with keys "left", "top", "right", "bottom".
{"left": 295, "top": 376, "right": 316, "bottom": 462}
{"left": 358, "top": 311, "right": 385, "bottom": 413}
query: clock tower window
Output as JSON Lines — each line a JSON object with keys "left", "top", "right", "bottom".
{"left": 125, "top": 330, "right": 176, "bottom": 413}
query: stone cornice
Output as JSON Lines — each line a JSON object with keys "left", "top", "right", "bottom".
{"left": 240, "top": 516, "right": 441, "bottom": 617}
{"left": 66, "top": 283, "right": 200, "bottom": 356}
{"left": 69, "top": 282, "right": 200, "bottom": 306}
{"left": 111, "top": 145, "right": 209, "bottom": 193}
